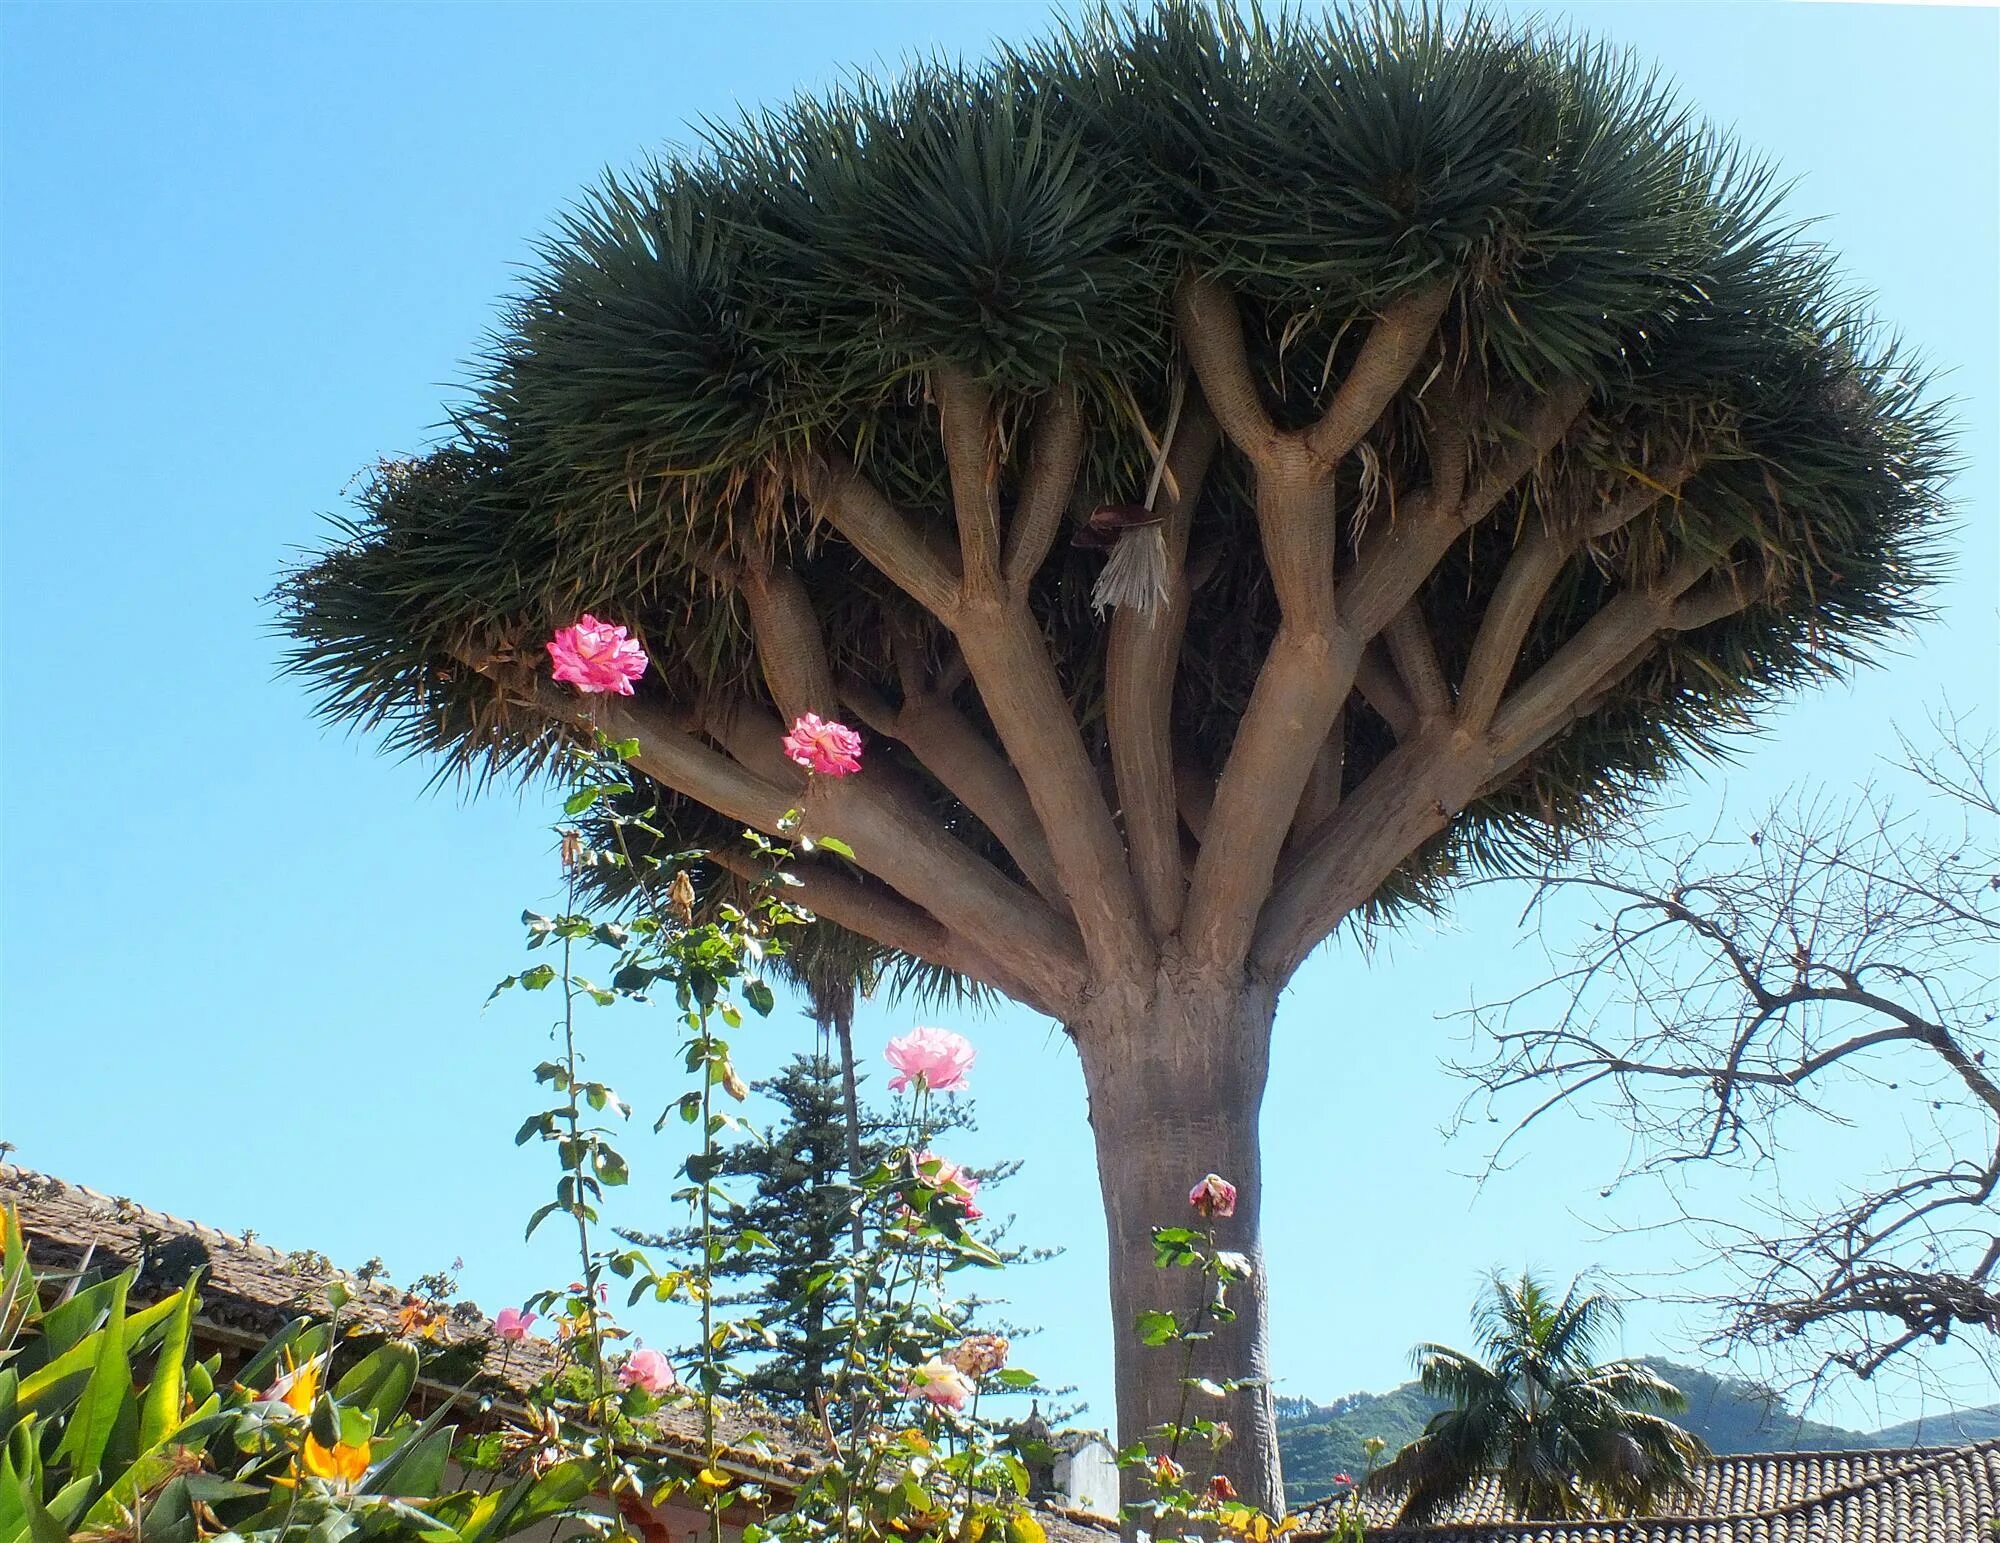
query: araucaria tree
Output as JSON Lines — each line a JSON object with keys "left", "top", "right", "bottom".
{"left": 280, "top": 4, "right": 1952, "bottom": 1506}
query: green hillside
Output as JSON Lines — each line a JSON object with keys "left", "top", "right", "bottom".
{"left": 1276, "top": 1360, "right": 1992, "bottom": 1506}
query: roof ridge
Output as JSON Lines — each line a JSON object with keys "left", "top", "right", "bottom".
{"left": 0, "top": 1162, "right": 412, "bottom": 1310}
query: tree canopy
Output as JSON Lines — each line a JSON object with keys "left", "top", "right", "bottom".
{"left": 278, "top": 3, "right": 1957, "bottom": 1503}
{"left": 1372, "top": 1273, "right": 1707, "bottom": 1523}
{"left": 281, "top": 1, "right": 1949, "bottom": 1016}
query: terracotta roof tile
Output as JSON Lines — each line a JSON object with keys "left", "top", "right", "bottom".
{"left": 1294, "top": 1439, "right": 2000, "bottom": 1543}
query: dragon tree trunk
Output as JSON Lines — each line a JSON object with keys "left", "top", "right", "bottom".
{"left": 1073, "top": 972, "right": 1283, "bottom": 1516}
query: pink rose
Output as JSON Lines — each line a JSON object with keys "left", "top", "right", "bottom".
{"left": 781, "top": 713, "right": 864, "bottom": 776}
{"left": 547, "top": 614, "right": 649, "bottom": 696}
{"left": 617, "top": 1347, "right": 676, "bottom": 1396}
{"left": 917, "top": 1151, "right": 983, "bottom": 1220}
{"left": 494, "top": 1307, "right": 536, "bottom": 1343}
{"left": 906, "top": 1358, "right": 975, "bottom": 1411}
{"left": 1190, "top": 1174, "right": 1237, "bottom": 1219}
{"left": 885, "top": 1026, "right": 975, "bottom": 1094}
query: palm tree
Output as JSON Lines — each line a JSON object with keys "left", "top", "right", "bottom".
{"left": 1372, "top": 1273, "right": 1707, "bottom": 1524}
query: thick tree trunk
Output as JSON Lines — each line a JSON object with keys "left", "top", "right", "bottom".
{"left": 1073, "top": 972, "right": 1284, "bottom": 1515}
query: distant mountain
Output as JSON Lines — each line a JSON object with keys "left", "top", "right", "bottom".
{"left": 1275, "top": 1359, "right": 1998, "bottom": 1506}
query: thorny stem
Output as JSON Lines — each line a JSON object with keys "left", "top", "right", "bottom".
{"left": 700, "top": 995, "right": 724, "bottom": 1543}
{"left": 558, "top": 844, "right": 615, "bottom": 1482}
{"left": 1165, "top": 1224, "right": 1218, "bottom": 1470}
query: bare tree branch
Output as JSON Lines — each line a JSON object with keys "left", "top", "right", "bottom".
{"left": 1452, "top": 722, "right": 2000, "bottom": 1385}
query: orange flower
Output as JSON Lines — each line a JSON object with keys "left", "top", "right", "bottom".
{"left": 257, "top": 1354, "right": 322, "bottom": 1415}
{"left": 302, "top": 1433, "right": 371, "bottom": 1486}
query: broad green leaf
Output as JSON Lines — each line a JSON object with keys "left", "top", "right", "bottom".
{"left": 53, "top": 1273, "right": 131, "bottom": 1475}
{"left": 332, "top": 1341, "right": 418, "bottom": 1425}
{"left": 20, "top": 1486, "right": 68, "bottom": 1543}
{"left": 364, "top": 1422, "right": 454, "bottom": 1497}
{"left": 18, "top": 1273, "right": 127, "bottom": 1375}
{"left": 139, "top": 1281, "right": 198, "bottom": 1448}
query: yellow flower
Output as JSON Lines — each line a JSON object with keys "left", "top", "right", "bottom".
{"left": 302, "top": 1433, "right": 372, "bottom": 1486}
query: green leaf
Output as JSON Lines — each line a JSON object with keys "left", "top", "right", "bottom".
{"left": 813, "top": 835, "right": 856, "bottom": 860}
{"left": 1134, "top": 1310, "right": 1180, "bottom": 1346}
{"left": 563, "top": 786, "right": 602, "bottom": 815}
{"left": 310, "top": 1390, "right": 341, "bottom": 1449}
{"left": 365, "top": 1422, "right": 454, "bottom": 1497}
{"left": 53, "top": 1273, "right": 132, "bottom": 1475}
{"left": 333, "top": 1341, "right": 418, "bottom": 1425}
{"left": 519, "top": 964, "right": 556, "bottom": 991}
{"left": 138, "top": 1280, "right": 199, "bottom": 1448}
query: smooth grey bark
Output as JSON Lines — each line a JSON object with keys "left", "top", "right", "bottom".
{"left": 1074, "top": 972, "right": 1283, "bottom": 1515}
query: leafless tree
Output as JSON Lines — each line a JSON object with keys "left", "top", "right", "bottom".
{"left": 1455, "top": 715, "right": 1999, "bottom": 1390}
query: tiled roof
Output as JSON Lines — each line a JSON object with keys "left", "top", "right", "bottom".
{"left": 1294, "top": 1440, "right": 2000, "bottom": 1542}
{"left": 0, "top": 1163, "right": 1121, "bottom": 1543}
{"left": 0, "top": 1163, "right": 825, "bottom": 1482}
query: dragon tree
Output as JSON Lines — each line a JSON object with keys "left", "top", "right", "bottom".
{"left": 281, "top": 3, "right": 1951, "bottom": 1506}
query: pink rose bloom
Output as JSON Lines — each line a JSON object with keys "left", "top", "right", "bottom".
{"left": 917, "top": 1151, "right": 983, "bottom": 1220}
{"left": 494, "top": 1307, "right": 536, "bottom": 1343}
{"left": 906, "top": 1358, "right": 975, "bottom": 1411}
{"left": 885, "top": 1026, "right": 975, "bottom": 1094}
{"left": 1189, "top": 1173, "right": 1237, "bottom": 1219}
{"left": 781, "top": 713, "right": 864, "bottom": 776}
{"left": 547, "top": 614, "right": 649, "bottom": 695}
{"left": 617, "top": 1347, "right": 676, "bottom": 1396}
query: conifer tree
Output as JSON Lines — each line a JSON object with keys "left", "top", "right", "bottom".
{"left": 625, "top": 1054, "right": 1030, "bottom": 1416}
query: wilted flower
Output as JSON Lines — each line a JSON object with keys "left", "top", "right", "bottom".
{"left": 1189, "top": 1174, "right": 1237, "bottom": 1219}
{"left": 1208, "top": 1475, "right": 1238, "bottom": 1502}
{"left": 907, "top": 1358, "right": 975, "bottom": 1410}
{"left": 494, "top": 1307, "right": 536, "bottom": 1343}
{"left": 781, "top": 713, "right": 864, "bottom": 776}
{"left": 886, "top": 1026, "right": 975, "bottom": 1094}
{"left": 943, "top": 1333, "right": 1010, "bottom": 1378}
{"left": 547, "top": 615, "right": 649, "bottom": 695}
{"left": 1151, "top": 1455, "right": 1185, "bottom": 1486}
{"left": 668, "top": 868, "right": 696, "bottom": 924}
{"left": 618, "top": 1347, "right": 677, "bottom": 1395}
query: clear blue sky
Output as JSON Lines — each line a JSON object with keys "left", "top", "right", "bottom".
{"left": 3, "top": 1, "right": 1995, "bottom": 1438}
